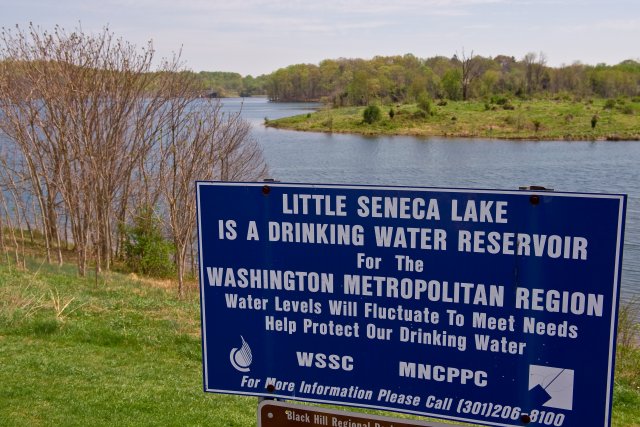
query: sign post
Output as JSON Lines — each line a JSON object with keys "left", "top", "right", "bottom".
{"left": 197, "top": 182, "right": 626, "bottom": 427}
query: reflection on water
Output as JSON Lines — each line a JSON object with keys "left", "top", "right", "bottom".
{"left": 222, "top": 97, "right": 640, "bottom": 306}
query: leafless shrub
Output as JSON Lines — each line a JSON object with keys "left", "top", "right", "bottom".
{"left": 156, "top": 85, "right": 267, "bottom": 296}
{"left": 0, "top": 24, "right": 268, "bottom": 294}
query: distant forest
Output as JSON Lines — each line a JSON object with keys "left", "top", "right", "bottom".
{"left": 198, "top": 53, "right": 640, "bottom": 105}
{"left": 194, "top": 71, "right": 268, "bottom": 97}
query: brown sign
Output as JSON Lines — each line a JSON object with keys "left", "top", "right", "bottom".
{"left": 258, "top": 400, "right": 453, "bottom": 427}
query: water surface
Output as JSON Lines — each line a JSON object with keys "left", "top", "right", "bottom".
{"left": 223, "top": 97, "right": 640, "bottom": 305}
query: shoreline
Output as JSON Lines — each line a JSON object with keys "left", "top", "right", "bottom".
{"left": 266, "top": 122, "right": 640, "bottom": 141}
{"left": 266, "top": 99, "right": 640, "bottom": 141}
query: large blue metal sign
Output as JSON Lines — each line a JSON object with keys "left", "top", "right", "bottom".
{"left": 196, "top": 182, "right": 626, "bottom": 427}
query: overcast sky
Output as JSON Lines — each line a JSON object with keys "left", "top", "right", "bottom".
{"left": 1, "top": 0, "right": 639, "bottom": 76}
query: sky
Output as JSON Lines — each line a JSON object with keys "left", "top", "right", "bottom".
{"left": 1, "top": 0, "right": 639, "bottom": 76}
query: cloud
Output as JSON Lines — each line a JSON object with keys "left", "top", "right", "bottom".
{"left": 103, "top": 0, "right": 512, "bottom": 19}
{"left": 593, "top": 19, "right": 640, "bottom": 31}
{"left": 559, "top": 19, "right": 640, "bottom": 33}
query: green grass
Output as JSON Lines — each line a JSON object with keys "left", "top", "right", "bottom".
{"left": 614, "top": 346, "right": 640, "bottom": 426}
{"left": 0, "top": 263, "right": 255, "bottom": 426}
{"left": 267, "top": 98, "right": 640, "bottom": 140}
{"left": 0, "top": 259, "right": 638, "bottom": 426}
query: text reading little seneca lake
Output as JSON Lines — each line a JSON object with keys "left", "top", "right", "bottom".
{"left": 207, "top": 192, "right": 603, "bottom": 323}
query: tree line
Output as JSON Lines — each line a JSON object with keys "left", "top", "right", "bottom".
{"left": 193, "top": 71, "right": 268, "bottom": 97}
{"left": 263, "top": 52, "right": 640, "bottom": 105}
{"left": 59, "top": 50, "right": 639, "bottom": 105}
{"left": 0, "top": 25, "right": 267, "bottom": 295}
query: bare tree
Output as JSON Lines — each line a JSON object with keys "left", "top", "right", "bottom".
{"left": 157, "top": 91, "right": 268, "bottom": 296}
{"left": 0, "top": 151, "right": 27, "bottom": 268}
{"left": 0, "top": 25, "right": 180, "bottom": 276}
{"left": 0, "top": 25, "right": 269, "bottom": 292}
{"left": 523, "top": 51, "right": 548, "bottom": 94}
{"left": 460, "top": 49, "right": 482, "bottom": 101}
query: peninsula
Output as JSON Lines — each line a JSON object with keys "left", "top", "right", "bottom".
{"left": 266, "top": 98, "right": 640, "bottom": 140}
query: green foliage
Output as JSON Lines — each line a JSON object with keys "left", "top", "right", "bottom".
{"left": 322, "top": 114, "right": 334, "bottom": 130}
{"left": 490, "top": 95, "right": 510, "bottom": 105}
{"left": 195, "top": 71, "right": 267, "bottom": 97}
{"left": 622, "top": 105, "right": 634, "bottom": 115}
{"left": 123, "top": 206, "right": 175, "bottom": 278}
{"left": 604, "top": 99, "right": 617, "bottom": 109}
{"left": 197, "top": 71, "right": 243, "bottom": 95}
{"left": 363, "top": 105, "right": 382, "bottom": 124}
{"left": 416, "top": 93, "right": 433, "bottom": 115}
{"left": 553, "top": 91, "right": 572, "bottom": 102}
{"left": 441, "top": 69, "right": 462, "bottom": 101}
{"left": 264, "top": 54, "right": 640, "bottom": 106}
{"left": 488, "top": 95, "right": 515, "bottom": 110}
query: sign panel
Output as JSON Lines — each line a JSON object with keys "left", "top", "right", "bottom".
{"left": 197, "top": 182, "right": 626, "bottom": 427}
{"left": 258, "top": 400, "right": 450, "bottom": 427}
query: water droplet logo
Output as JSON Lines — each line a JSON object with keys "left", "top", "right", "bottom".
{"left": 229, "top": 336, "right": 252, "bottom": 372}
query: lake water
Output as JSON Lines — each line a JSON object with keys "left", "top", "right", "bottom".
{"left": 221, "top": 97, "right": 640, "bottom": 306}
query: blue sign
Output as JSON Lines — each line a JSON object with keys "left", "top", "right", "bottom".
{"left": 197, "top": 182, "right": 626, "bottom": 427}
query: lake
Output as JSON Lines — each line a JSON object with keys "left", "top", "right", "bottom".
{"left": 221, "top": 97, "right": 640, "bottom": 306}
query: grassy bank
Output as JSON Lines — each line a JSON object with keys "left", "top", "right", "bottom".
{"left": 0, "top": 259, "right": 638, "bottom": 426}
{"left": 0, "top": 261, "right": 255, "bottom": 426}
{"left": 267, "top": 98, "right": 640, "bottom": 140}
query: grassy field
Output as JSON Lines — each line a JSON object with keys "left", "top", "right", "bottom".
{"left": 0, "top": 260, "right": 254, "bottom": 426}
{"left": 0, "top": 258, "right": 639, "bottom": 426}
{"left": 267, "top": 98, "right": 640, "bottom": 140}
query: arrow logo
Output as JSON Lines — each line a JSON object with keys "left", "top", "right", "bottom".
{"left": 528, "top": 365, "right": 574, "bottom": 410}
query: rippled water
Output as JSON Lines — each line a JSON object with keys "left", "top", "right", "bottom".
{"left": 223, "top": 97, "right": 640, "bottom": 306}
